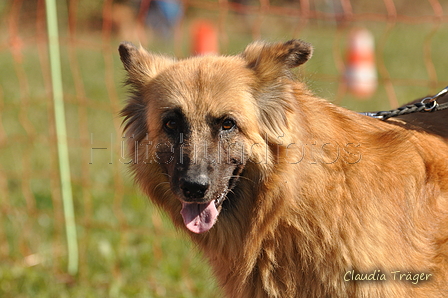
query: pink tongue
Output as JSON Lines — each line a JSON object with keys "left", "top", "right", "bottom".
{"left": 180, "top": 201, "right": 218, "bottom": 234}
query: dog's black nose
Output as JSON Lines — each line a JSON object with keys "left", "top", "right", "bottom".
{"left": 179, "top": 175, "right": 210, "bottom": 200}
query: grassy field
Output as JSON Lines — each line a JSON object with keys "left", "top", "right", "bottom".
{"left": 1, "top": 2, "right": 448, "bottom": 297}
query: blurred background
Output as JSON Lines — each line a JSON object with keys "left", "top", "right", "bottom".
{"left": 1, "top": 0, "right": 448, "bottom": 297}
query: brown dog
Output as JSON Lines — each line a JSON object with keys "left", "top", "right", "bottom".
{"left": 119, "top": 40, "right": 448, "bottom": 297}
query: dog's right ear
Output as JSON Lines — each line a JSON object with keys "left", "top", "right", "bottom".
{"left": 118, "top": 42, "right": 175, "bottom": 88}
{"left": 242, "top": 39, "right": 313, "bottom": 78}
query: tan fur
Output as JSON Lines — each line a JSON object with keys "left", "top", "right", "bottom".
{"left": 119, "top": 40, "right": 448, "bottom": 297}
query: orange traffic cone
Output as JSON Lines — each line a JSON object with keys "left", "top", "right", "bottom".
{"left": 345, "top": 28, "right": 377, "bottom": 99}
{"left": 191, "top": 20, "right": 218, "bottom": 56}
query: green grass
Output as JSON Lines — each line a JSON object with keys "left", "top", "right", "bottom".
{"left": 1, "top": 4, "right": 448, "bottom": 297}
{"left": 0, "top": 205, "right": 218, "bottom": 298}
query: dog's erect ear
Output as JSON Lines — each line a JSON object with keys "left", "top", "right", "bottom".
{"left": 118, "top": 42, "right": 175, "bottom": 87}
{"left": 241, "top": 40, "right": 312, "bottom": 144}
{"left": 242, "top": 39, "right": 313, "bottom": 77}
{"left": 119, "top": 42, "right": 175, "bottom": 142}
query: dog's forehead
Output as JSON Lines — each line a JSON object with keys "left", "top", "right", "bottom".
{"left": 169, "top": 55, "right": 252, "bottom": 91}
{"left": 153, "top": 56, "right": 256, "bottom": 119}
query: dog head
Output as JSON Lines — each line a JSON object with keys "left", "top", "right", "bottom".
{"left": 119, "top": 40, "right": 313, "bottom": 233}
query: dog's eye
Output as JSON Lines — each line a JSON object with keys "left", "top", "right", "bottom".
{"left": 222, "top": 119, "right": 236, "bottom": 131}
{"left": 165, "top": 119, "right": 179, "bottom": 131}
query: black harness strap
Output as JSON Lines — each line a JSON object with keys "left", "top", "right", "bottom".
{"left": 361, "top": 86, "right": 448, "bottom": 120}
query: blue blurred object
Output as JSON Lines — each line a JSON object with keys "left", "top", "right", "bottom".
{"left": 146, "top": 0, "right": 183, "bottom": 37}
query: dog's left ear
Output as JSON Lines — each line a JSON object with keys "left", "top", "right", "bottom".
{"left": 242, "top": 39, "right": 313, "bottom": 77}
{"left": 240, "top": 40, "right": 313, "bottom": 143}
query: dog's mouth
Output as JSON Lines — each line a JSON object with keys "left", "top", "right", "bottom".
{"left": 178, "top": 167, "right": 244, "bottom": 234}
{"left": 180, "top": 191, "right": 227, "bottom": 234}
